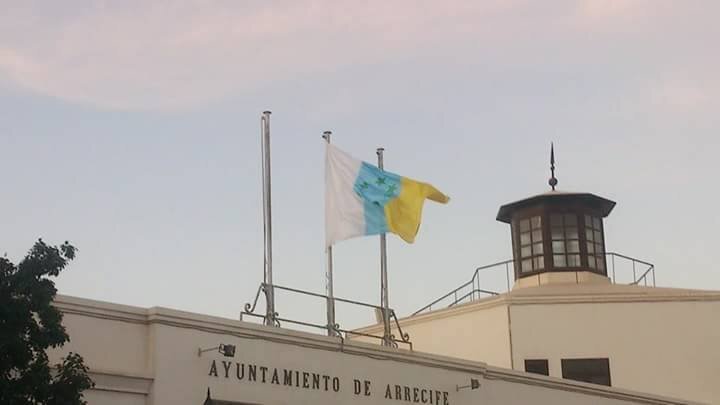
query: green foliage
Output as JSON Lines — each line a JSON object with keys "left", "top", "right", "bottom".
{"left": 0, "top": 239, "right": 94, "bottom": 405}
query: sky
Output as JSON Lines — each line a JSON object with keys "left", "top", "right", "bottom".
{"left": 1, "top": 1, "right": 719, "bottom": 332}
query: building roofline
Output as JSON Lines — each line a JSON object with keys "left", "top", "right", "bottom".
{"left": 357, "top": 283, "right": 720, "bottom": 332}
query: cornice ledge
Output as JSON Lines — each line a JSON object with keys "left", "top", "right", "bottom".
{"left": 507, "top": 292, "right": 720, "bottom": 306}
{"left": 84, "top": 369, "right": 154, "bottom": 395}
{"left": 146, "top": 308, "right": 341, "bottom": 349}
{"left": 484, "top": 367, "right": 700, "bottom": 405}
{"left": 88, "top": 368, "right": 154, "bottom": 381}
{"left": 54, "top": 296, "right": 148, "bottom": 324}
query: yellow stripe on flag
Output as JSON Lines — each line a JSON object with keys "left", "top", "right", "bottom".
{"left": 384, "top": 177, "right": 450, "bottom": 243}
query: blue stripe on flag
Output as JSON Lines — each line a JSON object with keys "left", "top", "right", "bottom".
{"left": 363, "top": 200, "right": 387, "bottom": 235}
{"left": 353, "top": 162, "right": 402, "bottom": 235}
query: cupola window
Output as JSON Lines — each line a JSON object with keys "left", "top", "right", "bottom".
{"left": 518, "top": 216, "right": 544, "bottom": 272}
{"left": 551, "top": 214, "right": 581, "bottom": 267}
{"left": 585, "top": 215, "right": 605, "bottom": 271}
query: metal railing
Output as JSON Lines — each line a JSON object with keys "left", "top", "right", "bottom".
{"left": 412, "top": 259, "right": 512, "bottom": 315}
{"left": 608, "top": 252, "right": 655, "bottom": 287}
{"left": 412, "top": 252, "right": 655, "bottom": 316}
{"left": 242, "top": 283, "right": 412, "bottom": 349}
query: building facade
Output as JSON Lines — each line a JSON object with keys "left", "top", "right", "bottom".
{"left": 359, "top": 283, "right": 720, "bottom": 404}
{"left": 49, "top": 294, "right": 697, "bottom": 405}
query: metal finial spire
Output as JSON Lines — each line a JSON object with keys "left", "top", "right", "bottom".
{"left": 549, "top": 143, "right": 558, "bottom": 191}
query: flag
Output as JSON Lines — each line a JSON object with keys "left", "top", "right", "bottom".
{"left": 325, "top": 144, "right": 449, "bottom": 247}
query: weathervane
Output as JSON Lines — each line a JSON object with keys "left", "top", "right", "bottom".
{"left": 549, "top": 143, "right": 558, "bottom": 191}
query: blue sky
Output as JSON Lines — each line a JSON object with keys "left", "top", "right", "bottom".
{"left": 1, "top": 1, "right": 718, "bottom": 330}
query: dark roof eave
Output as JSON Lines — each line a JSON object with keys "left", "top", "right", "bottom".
{"left": 496, "top": 192, "right": 616, "bottom": 223}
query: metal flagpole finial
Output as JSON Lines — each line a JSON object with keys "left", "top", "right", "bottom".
{"left": 549, "top": 142, "right": 558, "bottom": 191}
{"left": 376, "top": 148, "right": 385, "bottom": 169}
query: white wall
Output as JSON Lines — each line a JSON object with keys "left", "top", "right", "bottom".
{"left": 510, "top": 300, "right": 720, "bottom": 404}
{"left": 357, "top": 301, "right": 513, "bottom": 368}
{"left": 47, "top": 311, "right": 150, "bottom": 376}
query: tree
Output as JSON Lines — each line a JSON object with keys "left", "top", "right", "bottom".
{"left": 0, "top": 239, "right": 94, "bottom": 405}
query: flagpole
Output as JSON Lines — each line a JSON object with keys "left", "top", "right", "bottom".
{"left": 322, "top": 131, "right": 337, "bottom": 337}
{"left": 261, "top": 110, "right": 277, "bottom": 327}
{"left": 377, "top": 147, "right": 392, "bottom": 346}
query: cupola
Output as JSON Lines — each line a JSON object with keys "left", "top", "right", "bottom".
{"left": 496, "top": 145, "right": 616, "bottom": 287}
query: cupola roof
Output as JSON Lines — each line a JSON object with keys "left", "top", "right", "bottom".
{"left": 496, "top": 191, "right": 616, "bottom": 223}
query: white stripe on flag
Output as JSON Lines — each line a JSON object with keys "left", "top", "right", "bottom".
{"left": 325, "top": 144, "right": 365, "bottom": 247}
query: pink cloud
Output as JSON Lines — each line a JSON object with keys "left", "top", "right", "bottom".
{"left": 0, "top": 1, "right": 517, "bottom": 109}
{"left": 0, "top": 1, "right": 715, "bottom": 110}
